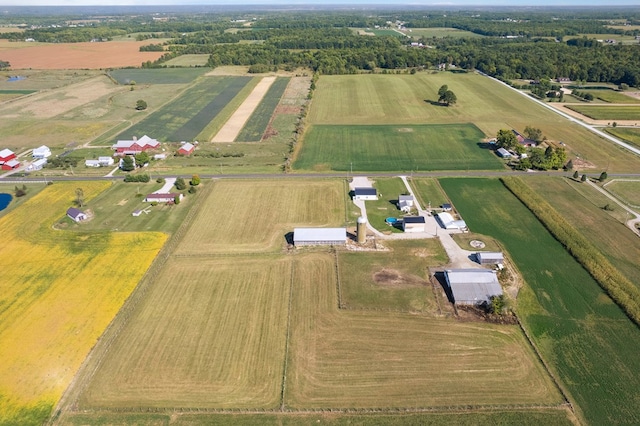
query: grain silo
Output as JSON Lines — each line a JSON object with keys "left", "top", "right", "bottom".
{"left": 357, "top": 216, "right": 367, "bottom": 244}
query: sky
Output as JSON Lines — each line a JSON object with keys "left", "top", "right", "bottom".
{"left": 0, "top": 0, "right": 637, "bottom": 6}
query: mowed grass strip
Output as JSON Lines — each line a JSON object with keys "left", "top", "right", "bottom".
{"left": 0, "top": 182, "right": 166, "bottom": 425}
{"left": 286, "top": 253, "right": 562, "bottom": 409}
{"left": 174, "top": 179, "right": 345, "bottom": 255}
{"left": 115, "top": 76, "right": 251, "bottom": 142}
{"left": 605, "top": 127, "right": 640, "bottom": 149}
{"left": 108, "top": 68, "right": 209, "bottom": 85}
{"left": 438, "top": 178, "right": 640, "bottom": 425}
{"left": 565, "top": 105, "right": 640, "bottom": 121}
{"left": 581, "top": 89, "right": 640, "bottom": 104}
{"left": 79, "top": 255, "right": 290, "bottom": 409}
{"left": 294, "top": 124, "right": 503, "bottom": 172}
{"left": 605, "top": 179, "right": 640, "bottom": 207}
{"left": 236, "top": 77, "right": 290, "bottom": 142}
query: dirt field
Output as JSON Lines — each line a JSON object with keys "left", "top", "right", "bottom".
{"left": 0, "top": 40, "right": 165, "bottom": 69}
{"left": 211, "top": 76, "right": 276, "bottom": 142}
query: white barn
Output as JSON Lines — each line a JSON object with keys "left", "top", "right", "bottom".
{"left": 402, "top": 216, "right": 426, "bottom": 233}
{"left": 436, "top": 212, "right": 467, "bottom": 230}
{"left": 293, "top": 228, "right": 346, "bottom": 246}
{"left": 66, "top": 207, "right": 87, "bottom": 222}
{"left": 398, "top": 195, "right": 414, "bottom": 213}
{"left": 445, "top": 269, "right": 503, "bottom": 305}
{"left": 353, "top": 187, "right": 378, "bottom": 201}
{"left": 477, "top": 252, "right": 504, "bottom": 265}
{"left": 32, "top": 145, "right": 52, "bottom": 159}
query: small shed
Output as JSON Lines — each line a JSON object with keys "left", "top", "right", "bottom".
{"left": 496, "top": 148, "right": 512, "bottom": 158}
{"left": 132, "top": 209, "right": 143, "bottom": 217}
{"left": 293, "top": 227, "right": 346, "bottom": 246}
{"left": 477, "top": 252, "right": 504, "bottom": 265}
{"left": 85, "top": 159, "right": 101, "bottom": 167}
{"left": 0, "top": 148, "right": 16, "bottom": 163}
{"left": 30, "top": 158, "right": 47, "bottom": 170}
{"left": 67, "top": 207, "right": 87, "bottom": 222}
{"left": 354, "top": 187, "right": 378, "bottom": 201}
{"left": 98, "top": 156, "right": 114, "bottom": 166}
{"left": 145, "top": 193, "right": 182, "bottom": 203}
{"left": 402, "top": 216, "right": 426, "bottom": 233}
{"left": 398, "top": 195, "right": 414, "bottom": 213}
{"left": 445, "top": 269, "right": 503, "bottom": 305}
{"left": 178, "top": 142, "right": 195, "bottom": 156}
{"left": 32, "top": 145, "right": 51, "bottom": 159}
{"left": 441, "top": 203, "right": 452, "bottom": 211}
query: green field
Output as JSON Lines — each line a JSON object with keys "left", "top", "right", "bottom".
{"left": 605, "top": 127, "right": 640, "bottom": 149}
{"left": 361, "top": 177, "right": 414, "bottom": 232}
{"left": 408, "top": 177, "right": 450, "bottom": 211}
{"left": 294, "top": 124, "right": 503, "bottom": 172}
{"left": 338, "top": 239, "right": 447, "bottom": 312}
{"left": 236, "top": 77, "right": 290, "bottom": 142}
{"left": 438, "top": 177, "right": 640, "bottom": 425}
{"left": 605, "top": 179, "right": 640, "bottom": 207}
{"left": 114, "top": 76, "right": 253, "bottom": 142}
{"left": 162, "top": 54, "right": 210, "bottom": 67}
{"left": 0, "top": 89, "right": 36, "bottom": 94}
{"left": 404, "top": 27, "right": 483, "bottom": 38}
{"left": 107, "top": 68, "right": 209, "bottom": 85}
{"left": 581, "top": 89, "right": 640, "bottom": 104}
{"left": 566, "top": 105, "right": 640, "bottom": 121}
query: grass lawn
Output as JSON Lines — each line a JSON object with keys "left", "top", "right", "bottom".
{"left": 439, "top": 177, "right": 640, "bottom": 425}
{"left": 450, "top": 232, "right": 503, "bottom": 253}
{"left": 604, "top": 127, "right": 640, "bottom": 149}
{"left": 565, "top": 105, "right": 640, "bottom": 121}
{"left": 361, "top": 177, "right": 413, "bottom": 233}
{"left": 162, "top": 54, "right": 210, "bottom": 67}
{"left": 236, "top": 77, "right": 290, "bottom": 142}
{"left": 338, "top": 239, "right": 447, "bottom": 312}
{"left": 605, "top": 179, "right": 640, "bottom": 207}
{"left": 408, "top": 177, "right": 450, "bottom": 210}
{"left": 107, "top": 68, "right": 209, "bottom": 85}
{"left": 581, "top": 89, "right": 640, "bottom": 104}
{"left": 294, "top": 124, "right": 504, "bottom": 172}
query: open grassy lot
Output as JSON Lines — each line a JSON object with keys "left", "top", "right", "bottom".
{"left": 294, "top": 124, "right": 503, "bottom": 172}
{"left": 0, "top": 182, "right": 166, "bottom": 426}
{"left": 108, "top": 68, "right": 209, "bottom": 85}
{"left": 338, "top": 239, "right": 447, "bottom": 312}
{"left": 605, "top": 179, "right": 640, "bottom": 207}
{"left": 565, "top": 104, "right": 640, "bottom": 121}
{"left": 581, "top": 89, "right": 640, "bottom": 104}
{"left": 403, "top": 27, "right": 483, "bottom": 38}
{"left": 0, "top": 69, "right": 100, "bottom": 91}
{"left": 408, "top": 177, "right": 450, "bottom": 210}
{"left": 162, "top": 54, "right": 210, "bottom": 67}
{"left": 287, "top": 253, "right": 562, "bottom": 408}
{"left": 450, "top": 233, "right": 503, "bottom": 253}
{"left": 525, "top": 176, "right": 640, "bottom": 287}
{"left": 236, "top": 77, "right": 290, "bottom": 142}
{"left": 79, "top": 255, "right": 290, "bottom": 409}
{"left": 361, "top": 177, "right": 414, "bottom": 233}
{"left": 308, "top": 73, "right": 640, "bottom": 173}
{"left": 114, "top": 76, "right": 253, "bottom": 142}
{"left": 604, "top": 126, "right": 640, "bottom": 149}
{"left": 439, "top": 177, "right": 640, "bottom": 425}
{"left": 0, "top": 183, "right": 46, "bottom": 218}
{"left": 174, "top": 179, "right": 346, "bottom": 255}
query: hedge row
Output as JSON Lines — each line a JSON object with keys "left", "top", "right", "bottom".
{"left": 501, "top": 176, "right": 640, "bottom": 326}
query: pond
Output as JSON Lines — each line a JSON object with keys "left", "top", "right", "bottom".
{"left": 0, "top": 193, "right": 12, "bottom": 211}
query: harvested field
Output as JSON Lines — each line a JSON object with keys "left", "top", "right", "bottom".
{"left": 162, "top": 54, "right": 210, "bottom": 67}
{"left": 0, "top": 182, "right": 166, "bottom": 425}
{"left": 174, "top": 179, "right": 345, "bottom": 255}
{"left": 107, "top": 68, "right": 208, "bottom": 85}
{"left": 0, "top": 40, "right": 165, "bottom": 69}
{"left": 236, "top": 77, "right": 290, "bottom": 142}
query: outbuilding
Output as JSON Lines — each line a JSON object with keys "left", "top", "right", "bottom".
{"left": 0, "top": 148, "right": 16, "bottom": 163}
{"left": 477, "top": 252, "right": 504, "bottom": 265}
{"left": 496, "top": 148, "right": 512, "bottom": 158}
{"left": 436, "top": 212, "right": 466, "bottom": 230}
{"left": 32, "top": 145, "right": 51, "bottom": 159}
{"left": 398, "top": 195, "right": 414, "bottom": 213}
{"left": 145, "top": 193, "right": 182, "bottom": 203}
{"left": 402, "top": 216, "right": 426, "bottom": 233}
{"left": 66, "top": 207, "right": 87, "bottom": 222}
{"left": 353, "top": 187, "right": 378, "bottom": 201}
{"left": 444, "top": 269, "right": 503, "bottom": 305}
{"left": 1, "top": 158, "right": 20, "bottom": 170}
{"left": 293, "top": 227, "right": 347, "bottom": 246}
{"left": 178, "top": 142, "right": 195, "bottom": 156}
{"left": 29, "top": 158, "right": 47, "bottom": 170}
{"left": 112, "top": 135, "right": 160, "bottom": 155}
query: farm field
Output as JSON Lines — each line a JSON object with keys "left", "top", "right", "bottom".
{"left": 605, "top": 179, "right": 640, "bottom": 207}
{"left": 361, "top": 177, "right": 415, "bottom": 232}
{"left": 107, "top": 67, "right": 209, "bottom": 85}
{"left": 294, "top": 124, "right": 503, "bottom": 172}
{"left": 236, "top": 77, "right": 290, "bottom": 142}
{"left": 439, "top": 177, "right": 640, "bottom": 425}
{"left": 338, "top": 239, "right": 447, "bottom": 312}
{"left": 0, "top": 69, "right": 100, "bottom": 91}
{"left": 580, "top": 89, "right": 640, "bottom": 104}
{"left": 407, "top": 177, "right": 450, "bottom": 211}
{"left": 173, "top": 179, "right": 347, "bottom": 255}
{"left": 0, "top": 181, "right": 166, "bottom": 426}
{"left": 565, "top": 104, "right": 640, "bottom": 121}
{"left": 403, "top": 27, "right": 483, "bottom": 38}
{"left": 308, "top": 73, "right": 640, "bottom": 173}
{"left": 114, "top": 75, "right": 254, "bottom": 142}
{"left": 0, "top": 183, "right": 46, "bottom": 217}
{"left": 525, "top": 176, "right": 640, "bottom": 287}
{"left": 0, "top": 40, "right": 166, "bottom": 69}
{"left": 604, "top": 126, "right": 640, "bottom": 149}
{"left": 162, "top": 54, "right": 210, "bottom": 67}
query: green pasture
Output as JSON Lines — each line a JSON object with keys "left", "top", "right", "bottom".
{"left": 439, "top": 177, "right": 640, "bottom": 425}
{"left": 308, "top": 72, "right": 640, "bottom": 173}
{"left": 408, "top": 177, "right": 450, "bottom": 210}
{"left": 0, "top": 89, "right": 36, "bottom": 94}
{"left": 236, "top": 77, "right": 290, "bottom": 142}
{"left": 294, "top": 124, "right": 504, "bottom": 172}
{"left": 355, "top": 28, "right": 405, "bottom": 37}
{"left": 451, "top": 233, "right": 503, "bottom": 253}
{"left": 0, "top": 70, "right": 100, "bottom": 91}
{"left": 566, "top": 105, "right": 640, "bottom": 121}
{"left": 162, "top": 54, "right": 210, "bottom": 67}
{"left": 524, "top": 176, "right": 640, "bottom": 288}
{"left": 581, "top": 89, "right": 640, "bottom": 104}
{"left": 605, "top": 179, "right": 640, "bottom": 207}
{"left": 405, "top": 27, "right": 483, "bottom": 38}
{"left": 362, "top": 177, "right": 413, "bottom": 233}
{"left": 604, "top": 127, "right": 640, "bottom": 149}
{"left": 107, "top": 68, "right": 209, "bottom": 85}
{"left": 338, "top": 239, "right": 447, "bottom": 312}
{"left": 576, "top": 33, "right": 639, "bottom": 44}
{"left": 114, "top": 76, "right": 252, "bottom": 142}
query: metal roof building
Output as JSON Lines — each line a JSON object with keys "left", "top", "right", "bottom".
{"left": 402, "top": 216, "right": 426, "bottom": 233}
{"left": 445, "top": 269, "right": 502, "bottom": 305}
{"left": 353, "top": 187, "right": 378, "bottom": 201}
{"left": 477, "top": 252, "right": 504, "bottom": 265}
{"left": 293, "top": 227, "right": 346, "bottom": 246}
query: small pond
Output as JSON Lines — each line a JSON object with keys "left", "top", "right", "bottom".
{"left": 0, "top": 193, "right": 12, "bottom": 211}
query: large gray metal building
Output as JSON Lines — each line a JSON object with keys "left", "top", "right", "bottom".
{"left": 444, "top": 269, "right": 503, "bottom": 305}
{"left": 293, "top": 227, "right": 347, "bottom": 246}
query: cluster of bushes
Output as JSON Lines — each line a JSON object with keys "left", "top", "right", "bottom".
{"left": 501, "top": 176, "right": 640, "bottom": 326}
{"left": 194, "top": 151, "right": 244, "bottom": 158}
{"left": 47, "top": 156, "right": 78, "bottom": 169}
{"left": 123, "top": 174, "right": 150, "bottom": 182}
{"left": 572, "top": 90, "right": 594, "bottom": 101}
{"left": 14, "top": 185, "right": 27, "bottom": 197}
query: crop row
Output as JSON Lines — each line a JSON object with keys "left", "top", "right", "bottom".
{"left": 236, "top": 77, "right": 290, "bottom": 142}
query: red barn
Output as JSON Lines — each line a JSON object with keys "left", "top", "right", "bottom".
{"left": 112, "top": 135, "right": 160, "bottom": 155}
{"left": 177, "top": 142, "right": 195, "bottom": 156}
{"left": 0, "top": 149, "right": 19, "bottom": 170}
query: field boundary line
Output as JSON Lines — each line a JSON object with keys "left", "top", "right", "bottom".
{"left": 334, "top": 249, "right": 344, "bottom": 309}
{"left": 51, "top": 183, "right": 215, "bottom": 424}
{"left": 279, "top": 258, "right": 295, "bottom": 410}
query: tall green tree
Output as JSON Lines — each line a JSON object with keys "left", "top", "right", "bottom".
{"left": 439, "top": 90, "right": 457, "bottom": 106}
{"left": 437, "top": 84, "right": 448, "bottom": 97}
{"left": 120, "top": 156, "right": 135, "bottom": 172}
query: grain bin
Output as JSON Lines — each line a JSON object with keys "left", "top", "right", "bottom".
{"left": 357, "top": 216, "right": 367, "bottom": 244}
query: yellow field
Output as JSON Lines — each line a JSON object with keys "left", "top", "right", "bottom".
{"left": 175, "top": 179, "right": 346, "bottom": 255}
{"left": 0, "top": 182, "right": 166, "bottom": 424}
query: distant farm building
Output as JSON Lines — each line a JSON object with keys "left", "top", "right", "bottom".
{"left": 145, "top": 193, "right": 183, "bottom": 203}
{"left": 32, "top": 145, "right": 51, "bottom": 159}
{"left": 398, "top": 195, "right": 414, "bottom": 213}
{"left": 436, "top": 212, "right": 467, "bottom": 230}
{"left": 477, "top": 252, "right": 504, "bottom": 265}
{"left": 445, "top": 269, "right": 503, "bottom": 305}
{"left": 154, "top": 154, "right": 166, "bottom": 160}
{"left": 85, "top": 157, "right": 115, "bottom": 167}
{"left": 178, "top": 142, "right": 195, "bottom": 156}
{"left": 496, "top": 148, "right": 512, "bottom": 158}
{"left": 66, "top": 207, "right": 87, "bottom": 222}
{"left": 112, "top": 135, "right": 160, "bottom": 155}
{"left": 29, "top": 158, "right": 47, "bottom": 171}
{"left": 293, "top": 227, "right": 347, "bottom": 246}
{"left": 512, "top": 130, "right": 537, "bottom": 147}
{"left": 402, "top": 216, "right": 426, "bottom": 233}
{"left": 0, "top": 149, "right": 19, "bottom": 170}
{"left": 441, "top": 203, "right": 452, "bottom": 212}
{"left": 353, "top": 187, "right": 378, "bottom": 201}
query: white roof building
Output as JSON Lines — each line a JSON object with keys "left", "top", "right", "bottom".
{"left": 32, "top": 145, "right": 51, "bottom": 158}
{"left": 445, "top": 269, "right": 503, "bottom": 305}
{"left": 436, "top": 212, "right": 467, "bottom": 230}
{"left": 398, "top": 195, "right": 414, "bottom": 212}
{"left": 293, "top": 227, "right": 346, "bottom": 246}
